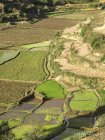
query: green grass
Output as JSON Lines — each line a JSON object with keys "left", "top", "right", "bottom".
{"left": 0, "top": 51, "right": 49, "bottom": 81}
{"left": 12, "top": 125, "right": 35, "bottom": 139}
{"left": 35, "top": 80, "right": 64, "bottom": 98}
{"left": 70, "top": 90, "right": 98, "bottom": 111}
{"left": 72, "top": 90, "right": 98, "bottom": 101}
{"left": 70, "top": 101, "right": 97, "bottom": 111}
{"left": 0, "top": 51, "right": 3, "bottom": 57}
{"left": 20, "top": 40, "right": 50, "bottom": 49}
{"left": 12, "top": 124, "right": 61, "bottom": 139}
{"left": 8, "top": 120, "right": 20, "bottom": 128}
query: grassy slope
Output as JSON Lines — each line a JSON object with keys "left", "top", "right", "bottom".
{"left": 0, "top": 51, "right": 49, "bottom": 81}
{"left": 36, "top": 80, "right": 64, "bottom": 98}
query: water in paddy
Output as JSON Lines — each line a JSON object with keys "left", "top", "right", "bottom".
{"left": 51, "top": 116, "right": 95, "bottom": 140}
{"left": 0, "top": 112, "right": 27, "bottom": 120}
{"left": 0, "top": 97, "right": 40, "bottom": 120}
{"left": 11, "top": 103, "right": 35, "bottom": 111}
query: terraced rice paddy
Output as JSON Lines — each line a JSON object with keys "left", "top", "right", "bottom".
{"left": 30, "top": 18, "right": 78, "bottom": 30}
{"left": 20, "top": 40, "right": 50, "bottom": 50}
{"left": 51, "top": 128, "right": 91, "bottom": 140}
{"left": 36, "top": 80, "right": 65, "bottom": 99}
{"left": 0, "top": 17, "right": 78, "bottom": 49}
{"left": 35, "top": 99, "right": 64, "bottom": 115}
{"left": 55, "top": 10, "right": 101, "bottom": 20}
{"left": 12, "top": 104, "right": 36, "bottom": 112}
{"left": 0, "top": 112, "right": 27, "bottom": 120}
{"left": 12, "top": 124, "right": 61, "bottom": 140}
{"left": 0, "top": 80, "right": 36, "bottom": 114}
{"left": 68, "top": 116, "right": 94, "bottom": 128}
{"left": 0, "top": 27, "right": 56, "bottom": 49}
{"left": 97, "top": 89, "right": 105, "bottom": 106}
{"left": 0, "top": 80, "right": 35, "bottom": 104}
{"left": 12, "top": 125, "right": 37, "bottom": 139}
{"left": 70, "top": 90, "right": 98, "bottom": 111}
{"left": 24, "top": 113, "right": 57, "bottom": 125}
{"left": 0, "top": 51, "right": 49, "bottom": 81}
{"left": 0, "top": 9, "right": 103, "bottom": 140}
{"left": 0, "top": 50, "right": 19, "bottom": 65}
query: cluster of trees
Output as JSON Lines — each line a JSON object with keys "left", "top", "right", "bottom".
{"left": 0, "top": 0, "right": 99, "bottom": 22}
{"left": 0, "top": 0, "right": 45, "bottom": 22}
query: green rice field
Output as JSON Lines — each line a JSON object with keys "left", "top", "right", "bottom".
{"left": 0, "top": 51, "right": 49, "bottom": 81}
{"left": 70, "top": 90, "right": 98, "bottom": 111}
{"left": 35, "top": 80, "right": 65, "bottom": 99}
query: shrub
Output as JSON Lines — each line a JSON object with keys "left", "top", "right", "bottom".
{"left": 101, "top": 4, "right": 105, "bottom": 10}
{"left": 89, "top": 2, "right": 101, "bottom": 8}
{"left": 89, "top": 32, "right": 105, "bottom": 49}
{"left": 81, "top": 24, "right": 105, "bottom": 49}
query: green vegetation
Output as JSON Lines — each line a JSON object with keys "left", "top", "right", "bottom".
{"left": 45, "top": 114, "right": 57, "bottom": 121}
{"left": 0, "top": 51, "right": 19, "bottom": 65}
{"left": 81, "top": 24, "right": 105, "bottom": 49}
{"left": 12, "top": 124, "right": 61, "bottom": 139}
{"left": 97, "top": 89, "right": 105, "bottom": 106}
{"left": 95, "top": 114, "right": 105, "bottom": 127}
{"left": 70, "top": 101, "right": 97, "bottom": 111}
{"left": 71, "top": 90, "right": 98, "bottom": 100}
{"left": 20, "top": 40, "right": 50, "bottom": 49}
{"left": 0, "top": 121, "right": 15, "bottom": 139}
{"left": 12, "top": 125, "right": 37, "bottom": 139}
{"left": 36, "top": 80, "right": 65, "bottom": 98}
{"left": 70, "top": 90, "right": 98, "bottom": 111}
{"left": 0, "top": 51, "right": 49, "bottom": 81}
{"left": 50, "top": 39, "right": 64, "bottom": 76}
{"left": 8, "top": 120, "right": 20, "bottom": 128}
{"left": 0, "top": 2, "right": 105, "bottom": 139}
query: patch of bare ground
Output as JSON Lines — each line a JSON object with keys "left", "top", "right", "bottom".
{"left": 55, "top": 23, "right": 105, "bottom": 79}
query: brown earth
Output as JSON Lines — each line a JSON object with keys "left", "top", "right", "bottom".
{"left": 0, "top": 79, "right": 35, "bottom": 104}
{"left": 0, "top": 18, "right": 78, "bottom": 49}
